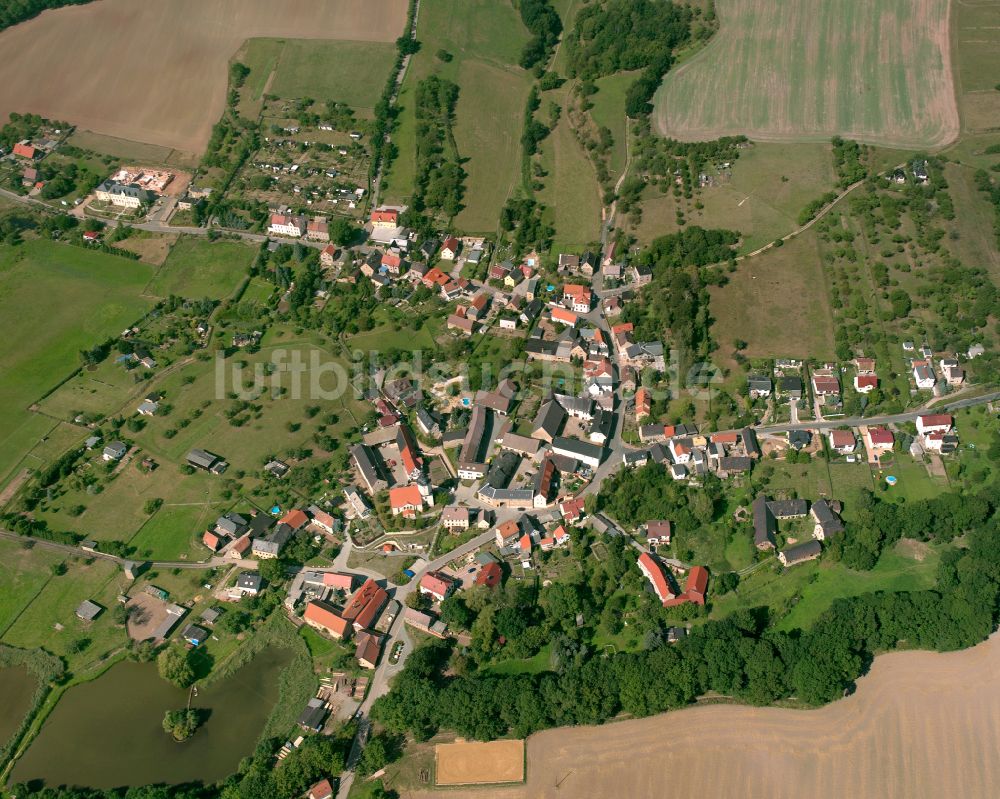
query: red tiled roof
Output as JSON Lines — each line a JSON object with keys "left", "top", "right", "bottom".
{"left": 868, "top": 427, "right": 894, "bottom": 446}
{"left": 280, "top": 509, "right": 309, "bottom": 529}
{"left": 830, "top": 430, "right": 855, "bottom": 447}
{"left": 323, "top": 572, "right": 355, "bottom": 590}
{"left": 389, "top": 484, "right": 423, "bottom": 511}
{"left": 476, "top": 562, "right": 502, "bottom": 587}
{"left": 419, "top": 571, "right": 454, "bottom": 598}
{"left": 638, "top": 552, "right": 673, "bottom": 604}
{"left": 551, "top": 307, "right": 578, "bottom": 325}
{"left": 918, "top": 414, "right": 952, "bottom": 429}
{"left": 685, "top": 566, "right": 708, "bottom": 604}
{"left": 371, "top": 209, "right": 398, "bottom": 224}
{"left": 202, "top": 531, "right": 222, "bottom": 551}
{"left": 342, "top": 578, "right": 387, "bottom": 631}
{"left": 304, "top": 601, "right": 350, "bottom": 638}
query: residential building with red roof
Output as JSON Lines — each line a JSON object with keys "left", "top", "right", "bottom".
{"left": 495, "top": 518, "right": 521, "bottom": 548}
{"left": 268, "top": 213, "right": 306, "bottom": 238}
{"left": 229, "top": 534, "right": 252, "bottom": 558}
{"left": 308, "top": 779, "right": 335, "bottom": 799}
{"left": 202, "top": 530, "right": 223, "bottom": 551}
{"left": 303, "top": 600, "right": 351, "bottom": 639}
{"left": 866, "top": 426, "right": 894, "bottom": 451}
{"left": 381, "top": 251, "right": 404, "bottom": 274}
{"left": 476, "top": 561, "right": 502, "bottom": 588}
{"left": 306, "top": 217, "right": 329, "bottom": 242}
{"left": 320, "top": 244, "right": 337, "bottom": 267}
{"left": 342, "top": 578, "right": 388, "bottom": 632}
{"left": 637, "top": 552, "right": 675, "bottom": 604}
{"left": 518, "top": 533, "right": 533, "bottom": 557}
{"left": 551, "top": 306, "right": 578, "bottom": 327}
{"left": 419, "top": 571, "right": 456, "bottom": 602}
{"left": 389, "top": 484, "right": 430, "bottom": 517}
{"left": 854, "top": 374, "right": 878, "bottom": 393}
{"left": 811, "top": 374, "right": 841, "bottom": 396}
{"left": 440, "top": 236, "right": 460, "bottom": 260}
{"left": 562, "top": 284, "right": 592, "bottom": 313}
{"left": 323, "top": 572, "right": 355, "bottom": 591}
{"left": 635, "top": 387, "right": 652, "bottom": 420}
{"left": 559, "top": 497, "right": 586, "bottom": 524}
{"left": 280, "top": 509, "right": 309, "bottom": 530}
{"left": 916, "top": 414, "right": 953, "bottom": 436}
{"left": 355, "top": 630, "right": 383, "bottom": 669}
{"left": 370, "top": 208, "right": 398, "bottom": 228}
{"left": 829, "top": 429, "right": 856, "bottom": 453}
{"left": 12, "top": 141, "right": 38, "bottom": 159}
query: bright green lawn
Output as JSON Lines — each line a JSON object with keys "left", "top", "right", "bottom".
{"left": 0, "top": 240, "right": 154, "bottom": 488}
{"left": 128, "top": 501, "right": 226, "bottom": 562}
{"left": 485, "top": 644, "right": 552, "bottom": 675}
{"left": 0, "top": 540, "right": 64, "bottom": 637}
{"left": 145, "top": 237, "right": 254, "bottom": 301}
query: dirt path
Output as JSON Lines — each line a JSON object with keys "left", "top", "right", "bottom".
{"left": 402, "top": 633, "right": 1000, "bottom": 799}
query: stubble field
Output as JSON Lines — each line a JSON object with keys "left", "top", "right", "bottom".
{"left": 405, "top": 633, "right": 1000, "bottom": 799}
{"left": 654, "top": 0, "right": 959, "bottom": 148}
{"left": 0, "top": 0, "right": 407, "bottom": 154}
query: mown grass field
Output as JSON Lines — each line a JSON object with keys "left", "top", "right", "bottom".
{"left": 0, "top": 241, "right": 154, "bottom": 490}
{"left": 654, "top": 0, "right": 958, "bottom": 148}
{"left": 381, "top": 0, "right": 534, "bottom": 232}
{"left": 708, "top": 228, "right": 836, "bottom": 364}
{"left": 634, "top": 142, "right": 837, "bottom": 252}
{"left": 259, "top": 38, "right": 398, "bottom": 112}
{"left": 539, "top": 88, "right": 603, "bottom": 251}
{"left": 950, "top": 0, "right": 1000, "bottom": 142}
{"left": 145, "top": 237, "right": 254, "bottom": 301}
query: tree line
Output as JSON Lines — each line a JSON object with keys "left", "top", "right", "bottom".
{"left": 412, "top": 75, "right": 465, "bottom": 219}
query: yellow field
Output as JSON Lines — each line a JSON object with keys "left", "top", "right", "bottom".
{"left": 435, "top": 739, "right": 524, "bottom": 786}
{"left": 0, "top": 0, "right": 407, "bottom": 154}
{"left": 409, "top": 634, "right": 1000, "bottom": 799}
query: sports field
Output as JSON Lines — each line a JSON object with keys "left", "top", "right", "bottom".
{"left": 654, "top": 0, "right": 958, "bottom": 148}
{"left": 381, "top": 0, "right": 533, "bottom": 232}
{"left": 0, "top": 241, "right": 154, "bottom": 490}
{"left": 435, "top": 739, "right": 524, "bottom": 786}
{"left": 408, "top": 634, "right": 1000, "bottom": 799}
{"left": 0, "top": 0, "right": 407, "bottom": 153}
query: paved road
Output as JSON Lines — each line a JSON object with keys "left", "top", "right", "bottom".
{"left": 746, "top": 390, "right": 1000, "bottom": 435}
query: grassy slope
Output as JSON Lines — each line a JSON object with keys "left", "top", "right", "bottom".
{"left": 381, "top": 0, "right": 533, "bottom": 232}
{"left": 708, "top": 227, "right": 836, "bottom": 364}
{"left": 589, "top": 72, "right": 637, "bottom": 178}
{"left": 635, "top": 142, "right": 836, "bottom": 253}
{"left": 0, "top": 241, "right": 154, "bottom": 489}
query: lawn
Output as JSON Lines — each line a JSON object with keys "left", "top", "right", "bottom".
{"left": 709, "top": 228, "right": 836, "bottom": 366}
{"left": 127, "top": 501, "right": 227, "bottom": 562}
{"left": 346, "top": 317, "right": 439, "bottom": 354}
{"left": 265, "top": 39, "right": 398, "bottom": 111}
{"left": 35, "top": 356, "right": 149, "bottom": 422}
{"left": 539, "top": 87, "right": 603, "bottom": 251}
{"left": 0, "top": 540, "right": 64, "bottom": 638}
{"left": 381, "top": 0, "right": 534, "bottom": 232}
{"left": 0, "top": 240, "right": 154, "bottom": 490}
{"left": 634, "top": 142, "right": 837, "bottom": 253}
{"left": 145, "top": 237, "right": 255, "bottom": 301}
{"left": 654, "top": 0, "right": 957, "bottom": 148}
{"left": 485, "top": 644, "right": 553, "bottom": 676}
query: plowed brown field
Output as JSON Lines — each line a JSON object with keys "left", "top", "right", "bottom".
{"left": 405, "top": 633, "right": 1000, "bottom": 799}
{"left": 0, "top": 0, "right": 407, "bottom": 154}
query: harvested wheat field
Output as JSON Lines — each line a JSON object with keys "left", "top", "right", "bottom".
{"left": 0, "top": 0, "right": 407, "bottom": 154}
{"left": 654, "top": 0, "right": 959, "bottom": 148}
{"left": 435, "top": 740, "right": 524, "bottom": 786}
{"left": 405, "top": 633, "right": 1000, "bottom": 799}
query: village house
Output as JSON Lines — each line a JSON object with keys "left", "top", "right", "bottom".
{"left": 866, "top": 426, "right": 894, "bottom": 454}
{"left": 440, "top": 236, "right": 460, "bottom": 260}
{"left": 551, "top": 306, "right": 578, "bottom": 327}
{"left": 306, "top": 217, "right": 329, "bottom": 242}
{"left": 854, "top": 374, "right": 878, "bottom": 393}
{"left": 355, "top": 631, "right": 383, "bottom": 669}
{"left": 268, "top": 213, "right": 307, "bottom": 238}
{"left": 748, "top": 375, "right": 772, "bottom": 399}
{"left": 495, "top": 518, "right": 522, "bottom": 550}
{"left": 303, "top": 599, "right": 351, "bottom": 640}
{"left": 829, "top": 429, "right": 856, "bottom": 453}
{"left": 370, "top": 208, "right": 399, "bottom": 229}
{"left": 916, "top": 414, "right": 952, "bottom": 437}
{"left": 441, "top": 505, "right": 471, "bottom": 530}
{"left": 637, "top": 552, "right": 676, "bottom": 604}
{"left": 102, "top": 440, "right": 127, "bottom": 462}
{"left": 389, "top": 483, "right": 432, "bottom": 517}
{"left": 810, "top": 499, "right": 844, "bottom": 540}
{"left": 912, "top": 360, "right": 936, "bottom": 390}
{"left": 419, "top": 571, "right": 456, "bottom": 602}
{"left": 778, "top": 375, "right": 804, "bottom": 399}
{"left": 562, "top": 284, "right": 593, "bottom": 313}
{"left": 646, "top": 520, "right": 672, "bottom": 546}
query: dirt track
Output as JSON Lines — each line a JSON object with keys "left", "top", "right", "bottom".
{"left": 0, "top": 0, "right": 407, "bottom": 155}
{"left": 405, "top": 633, "right": 1000, "bottom": 799}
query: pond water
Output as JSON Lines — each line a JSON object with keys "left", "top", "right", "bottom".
{"left": 12, "top": 647, "right": 292, "bottom": 789}
{"left": 0, "top": 665, "right": 37, "bottom": 748}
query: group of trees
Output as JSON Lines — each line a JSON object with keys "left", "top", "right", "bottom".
{"left": 374, "top": 487, "right": 1000, "bottom": 742}
{"left": 0, "top": 0, "right": 89, "bottom": 31}
{"left": 412, "top": 75, "right": 465, "bottom": 218}
{"left": 621, "top": 226, "right": 738, "bottom": 378}
{"left": 516, "top": 0, "right": 562, "bottom": 70}
{"left": 565, "top": 0, "right": 700, "bottom": 116}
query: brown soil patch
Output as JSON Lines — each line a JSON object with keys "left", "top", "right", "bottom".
{"left": 125, "top": 592, "right": 174, "bottom": 641}
{"left": 0, "top": 0, "right": 407, "bottom": 154}
{"left": 0, "top": 468, "right": 30, "bottom": 507}
{"left": 895, "top": 538, "right": 931, "bottom": 562}
{"left": 435, "top": 740, "right": 524, "bottom": 786}
{"left": 406, "top": 633, "right": 1000, "bottom": 799}
{"left": 114, "top": 233, "right": 178, "bottom": 266}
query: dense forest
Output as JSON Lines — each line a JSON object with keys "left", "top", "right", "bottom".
{"left": 564, "top": 0, "right": 702, "bottom": 116}
{"left": 516, "top": 0, "right": 562, "bottom": 70}
{"left": 0, "top": 0, "right": 90, "bottom": 31}
{"left": 372, "top": 485, "right": 1000, "bottom": 742}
